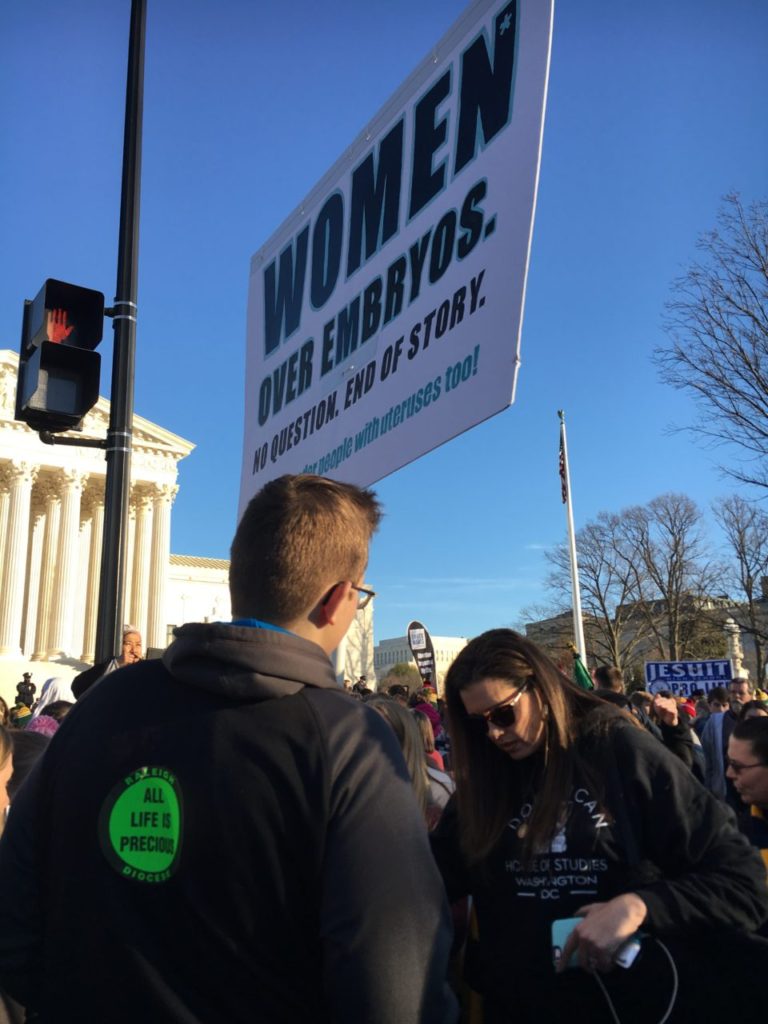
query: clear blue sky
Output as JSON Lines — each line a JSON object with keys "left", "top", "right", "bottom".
{"left": 2, "top": 0, "right": 767, "bottom": 641}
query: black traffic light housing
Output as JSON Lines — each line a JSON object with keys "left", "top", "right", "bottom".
{"left": 15, "top": 279, "right": 105, "bottom": 433}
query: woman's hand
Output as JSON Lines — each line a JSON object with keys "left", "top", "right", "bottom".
{"left": 558, "top": 893, "right": 647, "bottom": 973}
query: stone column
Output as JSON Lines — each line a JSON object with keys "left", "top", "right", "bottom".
{"left": 73, "top": 515, "right": 91, "bottom": 661}
{"left": 81, "top": 490, "right": 105, "bottom": 662}
{"left": 48, "top": 469, "right": 87, "bottom": 659}
{"left": 130, "top": 488, "right": 154, "bottom": 640}
{"left": 124, "top": 504, "right": 137, "bottom": 627}
{"left": 0, "top": 461, "right": 38, "bottom": 657}
{"left": 0, "top": 469, "right": 11, "bottom": 578}
{"left": 147, "top": 484, "right": 177, "bottom": 649}
{"left": 31, "top": 480, "right": 61, "bottom": 660}
{"left": 21, "top": 498, "right": 46, "bottom": 658}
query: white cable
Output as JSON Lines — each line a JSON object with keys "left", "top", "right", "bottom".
{"left": 590, "top": 937, "right": 679, "bottom": 1024}
{"left": 654, "top": 940, "right": 679, "bottom": 1024}
{"left": 593, "top": 970, "right": 622, "bottom": 1024}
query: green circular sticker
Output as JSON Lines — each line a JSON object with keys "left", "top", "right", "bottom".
{"left": 99, "top": 767, "right": 183, "bottom": 883}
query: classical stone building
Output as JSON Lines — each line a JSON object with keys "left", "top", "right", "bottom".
{"left": 0, "top": 349, "right": 377, "bottom": 702}
{"left": 0, "top": 349, "right": 194, "bottom": 663}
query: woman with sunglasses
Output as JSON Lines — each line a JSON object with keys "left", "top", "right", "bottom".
{"left": 431, "top": 629, "right": 768, "bottom": 1023}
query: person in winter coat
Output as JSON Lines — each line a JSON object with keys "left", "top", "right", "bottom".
{"left": 0, "top": 474, "right": 456, "bottom": 1024}
{"left": 431, "top": 629, "right": 768, "bottom": 1024}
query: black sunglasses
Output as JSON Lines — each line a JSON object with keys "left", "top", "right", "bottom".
{"left": 469, "top": 682, "right": 530, "bottom": 729}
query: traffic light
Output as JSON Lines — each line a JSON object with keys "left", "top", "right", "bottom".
{"left": 15, "top": 279, "right": 105, "bottom": 433}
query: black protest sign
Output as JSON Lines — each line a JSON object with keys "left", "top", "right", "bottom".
{"left": 407, "top": 620, "right": 437, "bottom": 686}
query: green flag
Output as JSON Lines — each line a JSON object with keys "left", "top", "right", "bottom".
{"left": 572, "top": 650, "right": 593, "bottom": 691}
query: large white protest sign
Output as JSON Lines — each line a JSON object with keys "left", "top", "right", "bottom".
{"left": 239, "top": 0, "right": 554, "bottom": 514}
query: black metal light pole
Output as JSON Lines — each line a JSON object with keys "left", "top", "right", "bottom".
{"left": 94, "top": 0, "right": 147, "bottom": 662}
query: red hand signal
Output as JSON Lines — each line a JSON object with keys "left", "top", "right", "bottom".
{"left": 46, "top": 308, "right": 74, "bottom": 343}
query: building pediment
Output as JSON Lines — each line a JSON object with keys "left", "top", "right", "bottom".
{"left": 0, "top": 346, "right": 196, "bottom": 666}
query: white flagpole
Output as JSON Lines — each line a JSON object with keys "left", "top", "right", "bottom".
{"left": 558, "top": 410, "right": 586, "bottom": 659}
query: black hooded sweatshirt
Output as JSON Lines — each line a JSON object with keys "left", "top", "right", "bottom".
{"left": 0, "top": 623, "right": 457, "bottom": 1024}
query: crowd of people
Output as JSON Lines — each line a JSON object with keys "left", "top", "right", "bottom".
{"left": 0, "top": 472, "right": 767, "bottom": 1022}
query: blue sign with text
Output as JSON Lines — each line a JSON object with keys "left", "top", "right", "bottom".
{"left": 644, "top": 659, "right": 733, "bottom": 696}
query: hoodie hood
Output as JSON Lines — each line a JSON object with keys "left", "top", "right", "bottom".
{"left": 163, "top": 622, "right": 341, "bottom": 702}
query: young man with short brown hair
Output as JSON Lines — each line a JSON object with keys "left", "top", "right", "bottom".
{"left": 0, "top": 474, "right": 456, "bottom": 1024}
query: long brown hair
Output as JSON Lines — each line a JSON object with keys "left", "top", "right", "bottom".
{"left": 367, "top": 697, "right": 429, "bottom": 818}
{"left": 412, "top": 709, "right": 436, "bottom": 754}
{"left": 445, "top": 629, "right": 624, "bottom": 864}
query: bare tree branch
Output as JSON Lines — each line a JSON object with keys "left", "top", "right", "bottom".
{"left": 546, "top": 512, "right": 652, "bottom": 671}
{"left": 713, "top": 494, "right": 768, "bottom": 678}
{"left": 546, "top": 495, "right": 726, "bottom": 669}
{"left": 619, "top": 494, "right": 725, "bottom": 661}
{"left": 654, "top": 194, "right": 768, "bottom": 488}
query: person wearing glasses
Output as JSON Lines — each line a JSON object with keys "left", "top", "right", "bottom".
{"left": 0, "top": 475, "right": 456, "bottom": 1024}
{"left": 727, "top": 717, "right": 768, "bottom": 879}
{"left": 430, "top": 629, "right": 768, "bottom": 1023}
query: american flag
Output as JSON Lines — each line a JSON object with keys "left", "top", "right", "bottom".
{"left": 559, "top": 429, "right": 568, "bottom": 504}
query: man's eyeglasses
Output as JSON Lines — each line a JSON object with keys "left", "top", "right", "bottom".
{"left": 351, "top": 584, "right": 376, "bottom": 609}
{"left": 322, "top": 582, "right": 376, "bottom": 610}
{"left": 726, "top": 758, "right": 766, "bottom": 775}
{"left": 469, "top": 682, "right": 529, "bottom": 729}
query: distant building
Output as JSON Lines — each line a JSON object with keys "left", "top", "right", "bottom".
{"left": 524, "top": 592, "right": 758, "bottom": 682}
{"left": 374, "top": 635, "right": 468, "bottom": 692}
{"left": 166, "top": 555, "right": 231, "bottom": 643}
{"left": 523, "top": 612, "right": 580, "bottom": 665}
